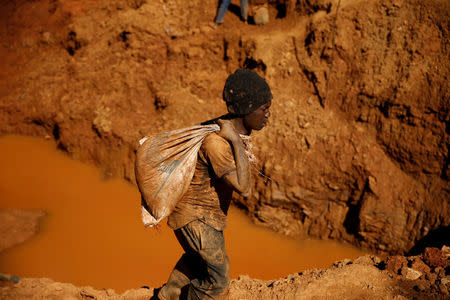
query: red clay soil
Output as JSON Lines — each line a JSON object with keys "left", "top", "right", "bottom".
{"left": 0, "top": 0, "right": 448, "bottom": 255}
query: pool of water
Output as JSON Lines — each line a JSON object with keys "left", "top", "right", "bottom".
{"left": 0, "top": 135, "right": 367, "bottom": 292}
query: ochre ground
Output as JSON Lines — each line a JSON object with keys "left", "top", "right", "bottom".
{"left": 1, "top": 247, "right": 449, "bottom": 299}
{"left": 0, "top": 0, "right": 449, "bottom": 298}
{"left": 0, "top": 0, "right": 448, "bottom": 254}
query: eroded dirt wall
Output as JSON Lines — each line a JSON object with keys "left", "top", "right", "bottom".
{"left": 233, "top": 0, "right": 449, "bottom": 253}
{"left": 0, "top": 0, "right": 448, "bottom": 253}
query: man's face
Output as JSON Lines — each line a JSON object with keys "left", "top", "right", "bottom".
{"left": 243, "top": 100, "right": 272, "bottom": 131}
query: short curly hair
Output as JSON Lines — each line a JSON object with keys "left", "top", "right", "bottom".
{"left": 223, "top": 69, "right": 272, "bottom": 115}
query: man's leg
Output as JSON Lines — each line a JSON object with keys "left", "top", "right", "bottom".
{"left": 177, "top": 220, "right": 230, "bottom": 299}
{"left": 214, "top": 0, "right": 231, "bottom": 24}
{"left": 159, "top": 221, "right": 230, "bottom": 300}
{"left": 240, "top": 0, "right": 248, "bottom": 22}
{"left": 158, "top": 253, "right": 195, "bottom": 300}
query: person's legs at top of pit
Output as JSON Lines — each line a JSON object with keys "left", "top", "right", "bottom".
{"left": 214, "top": 0, "right": 231, "bottom": 25}
{"left": 240, "top": 0, "right": 248, "bottom": 23}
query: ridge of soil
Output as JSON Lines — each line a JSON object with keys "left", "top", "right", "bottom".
{"left": 1, "top": 246, "right": 449, "bottom": 299}
{"left": 0, "top": 0, "right": 448, "bottom": 255}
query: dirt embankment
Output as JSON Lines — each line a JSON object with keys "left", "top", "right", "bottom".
{"left": 0, "top": 0, "right": 448, "bottom": 255}
{"left": 1, "top": 246, "right": 449, "bottom": 299}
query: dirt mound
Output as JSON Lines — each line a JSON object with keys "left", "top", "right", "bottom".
{"left": 1, "top": 246, "right": 449, "bottom": 299}
{"left": 0, "top": 210, "right": 45, "bottom": 252}
{"left": 0, "top": 0, "right": 448, "bottom": 254}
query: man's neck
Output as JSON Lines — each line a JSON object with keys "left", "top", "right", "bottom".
{"left": 230, "top": 117, "right": 250, "bottom": 136}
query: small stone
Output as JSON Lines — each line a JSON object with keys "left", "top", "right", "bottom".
{"left": 200, "top": 25, "right": 213, "bottom": 34}
{"left": 409, "top": 257, "right": 430, "bottom": 274}
{"left": 423, "top": 247, "right": 447, "bottom": 267}
{"left": 442, "top": 246, "right": 450, "bottom": 257}
{"left": 253, "top": 6, "right": 269, "bottom": 25}
{"left": 42, "top": 32, "right": 55, "bottom": 44}
{"left": 367, "top": 176, "right": 377, "bottom": 189}
{"left": 402, "top": 267, "right": 422, "bottom": 280}
{"left": 386, "top": 255, "right": 407, "bottom": 275}
{"left": 54, "top": 112, "right": 65, "bottom": 123}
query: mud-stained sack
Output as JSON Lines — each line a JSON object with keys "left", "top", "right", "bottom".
{"left": 135, "top": 124, "right": 219, "bottom": 227}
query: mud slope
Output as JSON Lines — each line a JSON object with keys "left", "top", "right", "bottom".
{"left": 0, "top": 0, "right": 448, "bottom": 253}
{"left": 1, "top": 246, "right": 449, "bottom": 299}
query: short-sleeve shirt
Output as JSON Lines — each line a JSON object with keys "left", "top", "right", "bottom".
{"left": 167, "top": 132, "right": 236, "bottom": 231}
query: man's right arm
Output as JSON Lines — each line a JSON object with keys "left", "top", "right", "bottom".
{"left": 221, "top": 136, "right": 251, "bottom": 197}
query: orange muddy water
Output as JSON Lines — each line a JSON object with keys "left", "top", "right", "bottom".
{"left": 0, "top": 135, "right": 367, "bottom": 292}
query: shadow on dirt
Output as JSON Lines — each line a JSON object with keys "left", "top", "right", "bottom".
{"left": 408, "top": 226, "right": 450, "bottom": 255}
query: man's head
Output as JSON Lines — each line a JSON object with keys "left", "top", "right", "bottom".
{"left": 223, "top": 69, "right": 273, "bottom": 131}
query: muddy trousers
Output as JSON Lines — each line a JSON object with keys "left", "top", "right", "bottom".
{"left": 159, "top": 220, "right": 230, "bottom": 300}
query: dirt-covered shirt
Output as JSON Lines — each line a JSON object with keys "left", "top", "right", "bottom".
{"left": 167, "top": 132, "right": 235, "bottom": 231}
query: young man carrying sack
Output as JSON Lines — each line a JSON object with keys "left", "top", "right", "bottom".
{"left": 155, "top": 69, "right": 273, "bottom": 300}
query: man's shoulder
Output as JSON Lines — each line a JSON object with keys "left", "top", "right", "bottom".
{"left": 200, "top": 131, "right": 236, "bottom": 177}
{"left": 201, "top": 132, "right": 231, "bottom": 154}
{"left": 203, "top": 132, "right": 228, "bottom": 146}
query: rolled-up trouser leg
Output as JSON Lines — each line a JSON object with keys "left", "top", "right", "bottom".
{"left": 159, "top": 253, "right": 195, "bottom": 300}
{"left": 175, "top": 220, "right": 230, "bottom": 300}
